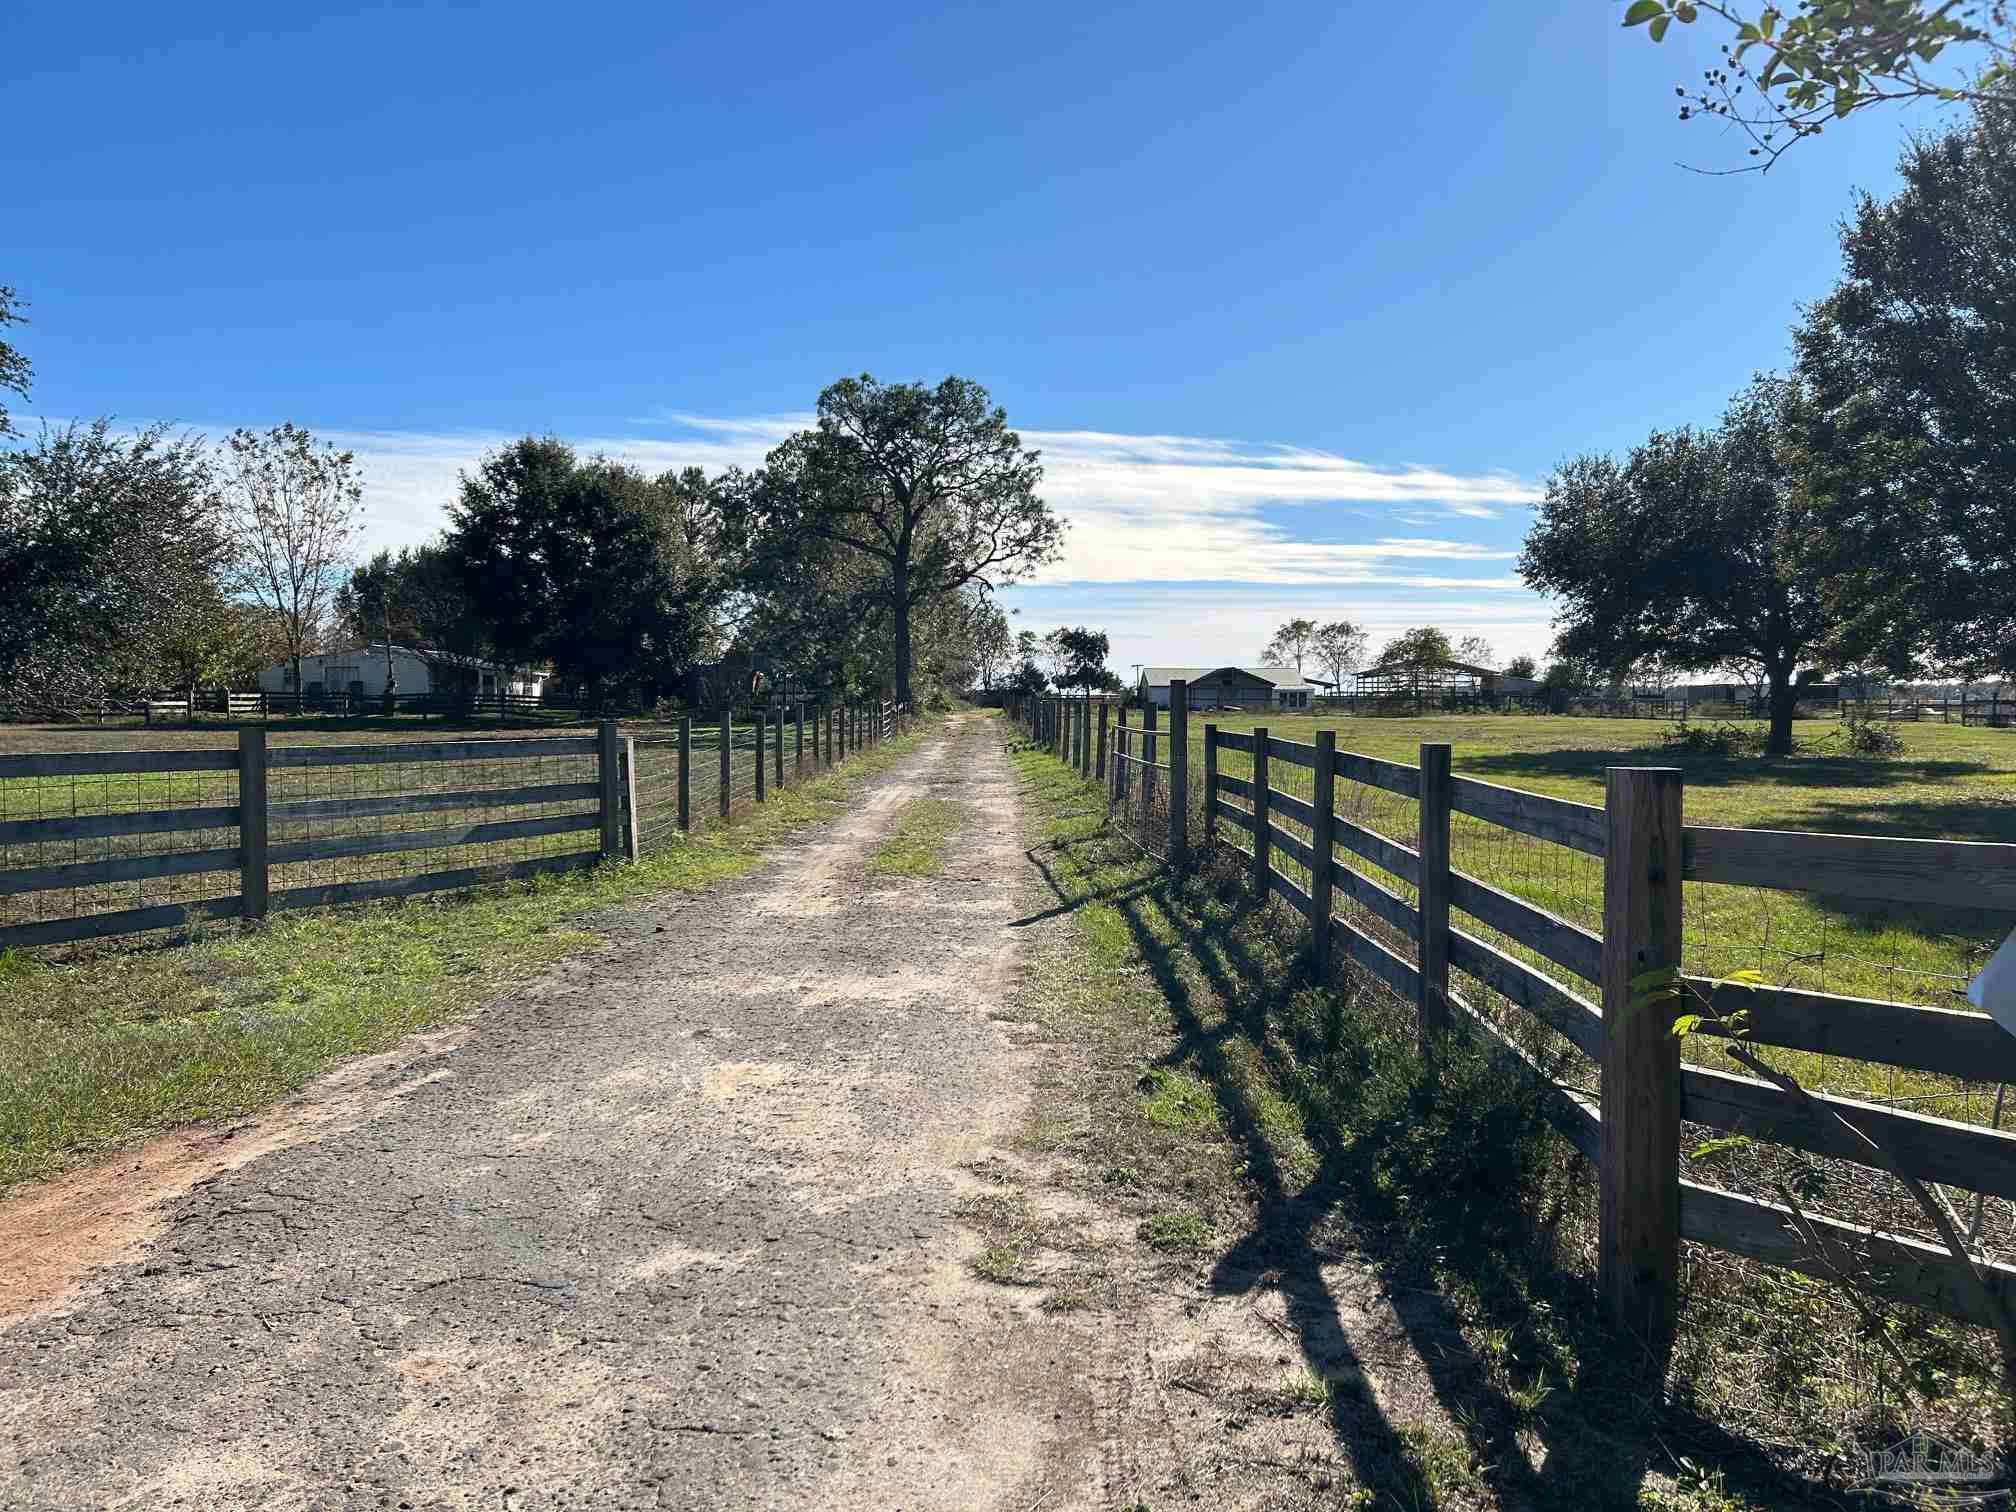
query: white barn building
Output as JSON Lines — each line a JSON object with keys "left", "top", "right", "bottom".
{"left": 257, "top": 644, "right": 548, "bottom": 700}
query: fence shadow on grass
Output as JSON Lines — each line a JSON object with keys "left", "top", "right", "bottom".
{"left": 1025, "top": 817, "right": 1822, "bottom": 1510}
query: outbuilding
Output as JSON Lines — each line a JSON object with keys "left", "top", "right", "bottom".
{"left": 1136, "top": 665, "right": 1315, "bottom": 712}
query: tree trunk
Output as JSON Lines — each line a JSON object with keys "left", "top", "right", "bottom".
{"left": 1767, "top": 668, "right": 1797, "bottom": 756}
{"left": 892, "top": 580, "right": 914, "bottom": 705}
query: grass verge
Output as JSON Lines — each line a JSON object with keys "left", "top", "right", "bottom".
{"left": 863, "top": 795, "right": 963, "bottom": 878}
{"left": 1005, "top": 730, "right": 2010, "bottom": 1510}
{"left": 0, "top": 715, "right": 944, "bottom": 1192}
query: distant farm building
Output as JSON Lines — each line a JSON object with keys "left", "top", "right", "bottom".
{"left": 1137, "top": 665, "right": 1315, "bottom": 712}
{"left": 257, "top": 644, "right": 548, "bottom": 700}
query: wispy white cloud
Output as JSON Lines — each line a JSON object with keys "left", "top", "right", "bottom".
{"left": 319, "top": 414, "right": 1541, "bottom": 593}
{"left": 200, "top": 411, "right": 1555, "bottom": 668}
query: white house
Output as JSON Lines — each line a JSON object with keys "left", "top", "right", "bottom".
{"left": 1137, "top": 665, "right": 1316, "bottom": 712}
{"left": 257, "top": 644, "right": 548, "bottom": 700}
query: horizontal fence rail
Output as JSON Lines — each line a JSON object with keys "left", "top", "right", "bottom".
{"left": 1, "top": 700, "right": 914, "bottom": 951}
{"left": 1004, "top": 684, "right": 2016, "bottom": 1361}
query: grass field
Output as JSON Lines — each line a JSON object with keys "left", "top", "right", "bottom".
{"left": 1007, "top": 732, "right": 2008, "bottom": 1507}
{"left": 0, "top": 713, "right": 830, "bottom": 947}
{"left": 0, "top": 714, "right": 939, "bottom": 1192}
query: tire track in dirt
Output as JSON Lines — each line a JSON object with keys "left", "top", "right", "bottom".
{"left": 0, "top": 714, "right": 1112, "bottom": 1511}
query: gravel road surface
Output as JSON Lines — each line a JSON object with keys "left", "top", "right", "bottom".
{"left": 0, "top": 715, "right": 1110, "bottom": 1510}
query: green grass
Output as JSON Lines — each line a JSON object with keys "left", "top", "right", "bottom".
{"left": 1148, "top": 710, "right": 2016, "bottom": 1115}
{"left": 863, "top": 795, "right": 963, "bottom": 878}
{"left": 0, "top": 716, "right": 941, "bottom": 1192}
{"left": 1005, "top": 725, "right": 2010, "bottom": 1509}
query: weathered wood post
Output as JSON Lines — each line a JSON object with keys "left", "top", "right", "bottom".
{"left": 1142, "top": 700, "right": 1159, "bottom": 822}
{"left": 1202, "top": 723, "right": 1218, "bottom": 847}
{"left": 1311, "top": 730, "right": 1337, "bottom": 969}
{"left": 1167, "top": 680, "right": 1189, "bottom": 867}
{"left": 1600, "top": 765, "right": 1685, "bottom": 1356}
{"left": 598, "top": 720, "right": 624, "bottom": 858}
{"left": 1096, "top": 700, "right": 1110, "bottom": 784}
{"left": 774, "top": 707, "right": 785, "bottom": 789}
{"left": 718, "top": 709, "right": 731, "bottom": 819}
{"left": 1417, "top": 743, "right": 1453, "bottom": 1050}
{"left": 622, "top": 735, "right": 641, "bottom": 860}
{"left": 754, "top": 709, "right": 767, "bottom": 803}
{"left": 678, "top": 715, "right": 692, "bottom": 833}
{"left": 1115, "top": 702, "right": 1130, "bottom": 803}
{"left": 238, "top": 727, "right": 269, "bottom": 923}
{"left": 1250, "top": 726, "right": 1270, "bottom": 900}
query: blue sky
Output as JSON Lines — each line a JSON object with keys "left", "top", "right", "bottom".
{"left": 5, "top": 1, "right": 1923, "bottom": 672}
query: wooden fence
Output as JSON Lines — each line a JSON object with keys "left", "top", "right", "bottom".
{"left": 1008, "top": 683, "right": 2016, "bottom": 1351}
{"left": 1, "top": 701, "right": 911, "bottom": 952}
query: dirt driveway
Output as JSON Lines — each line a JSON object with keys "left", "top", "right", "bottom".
{"left": 0, "top": 715, "right": 1123, "bottom": 1511}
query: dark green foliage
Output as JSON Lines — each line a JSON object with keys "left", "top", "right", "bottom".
{"left": 443, "top": 437, "right": 707, "bottom": 710}
{"left": 336, "top": 543, "right": 480, "bottom": 657}
{"left": 0, "top": 421, "right": 234, "bottom": 705}
{"left": 1795, "top": 96, "right": 2016, "bottom": 680}
{"left": 1047, "top": 625, "right": 1111, "bottom": 693}
{"left": 1519, "top": 375, "right": 1831, "bottom": 755}
{"left": 749, "top": 375, "right": 1063, "bottom": 703}
{"left": 0, "top": 287, "right": 29, "bottom": 438}
{"left": 1502, "top": 654, "right": 1539, "bottom": 681}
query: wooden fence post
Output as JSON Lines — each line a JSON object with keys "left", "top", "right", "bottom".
{"left": 1250, "top": 727, "right": 1270, "bottom": 900}
{"left": 238, "top": 727, "right": 269, "bottom": 923}
{"left": 622, "top": 735, "right": 641, "bottom": 860}
{"left": 1115, "top": 703, "right": 1130, "bottom": 802}
{"left": 1202, "top": 723, "right": 1218, "bottom": 847}
{"left": 1142, "top": 700, "right": 1159, "bottom": 821}
{"left": 1096, "top": 700, "right": 1110, "bottom": 783}
{"left": 678, "top": 716, "right": 692, "bottom": 833}
{"left": 1311, "top": 730, "right": 1336, "bottom": 970}
{"left": 774, "top": 708, "right": 785, "bottom": 789}
{"left": 719, "top": 710, "right": 731, "bottom": 819}
{"left": 1417, "top": 743, "right": 1453, "bottom": 1049}
{"left": 795, "top": 701, "right": 805, "bottom": 777}
{"left": 755, "top": 709, "right": 767, "bottom": 803}
{"left": 598, "top": 720, "right": 623, "bottom": 859}
{"left": 1600, "top": 765, "right": 1685, "bottom": 1355}
{"left": 1168, "top": 680, "right": 1189, "bottom": 867}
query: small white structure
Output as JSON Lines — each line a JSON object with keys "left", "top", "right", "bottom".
{"left": 1137, "top": 665, "right": 1316, "bottom": 712}
{"left": 257, "top": 644, "right": 547, "bottom": 700}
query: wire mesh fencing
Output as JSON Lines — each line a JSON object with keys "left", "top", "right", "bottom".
{"left": 1013, "top": 684, "right": 2016, "bottom": 1350}
{"left": 1, "top": 701, "right": 914, "bottom": 952}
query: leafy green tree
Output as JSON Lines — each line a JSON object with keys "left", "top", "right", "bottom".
{"left": 1623, "top": 0, "right": 2012, "bottom": 170}
{"left": 752, "top": 375, "right": 1064, "bottom": 704}
{"left": 337, "top": 543, "right": 479, "bottom": 656}
{"left": 969, "top": 597, "right": 1015, "bottom": 692}
{"left": 1502, "top": 653, "right": 1539, "bottom": 680}
{"left": 159, "top": 592, "right": 287, "bottom": 702}
{"left": 1310, "top": 619, "right": 1368, "bottom": 688}
{"left": 0, "top": 287, "right": 29, "bottom": 438}
{"left": 1376, "top": 626, "right": 1453, "bottom": 667}
{"left": 1794, "top": 95, "right": 2016, "bottom": 679}
{"left": 1453, "top": 633, "right": 1495, "bottom": 668}
{"left": 1048, "top": 626, "right": 1112, "bottom": 695}
{"left": 222, "top": 422, "right": 363, "bottom": 698}
{"left": 1261, "top": 617, "right": 1319, "bottom": 671}
{"left": 445, "top": 437, "right": 708, "bottom": 711}
{"left": 0, "top": 421, "right": 234, "bottom": 705}
{"left": 1520, "top": 375, "right": 1831, "bottom": 754}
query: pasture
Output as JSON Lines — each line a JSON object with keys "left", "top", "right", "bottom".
{"left": 1112, "top": 708, "right": 2016, "bottom": 1129}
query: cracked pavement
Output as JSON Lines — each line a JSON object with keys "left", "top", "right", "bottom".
{"left": 0, "top": 715, "right": 1105, "bottom": 1510}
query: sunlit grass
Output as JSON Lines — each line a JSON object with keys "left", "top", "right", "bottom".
{"left": 0, "top": 716, "right": 941, "bottom": 1191}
